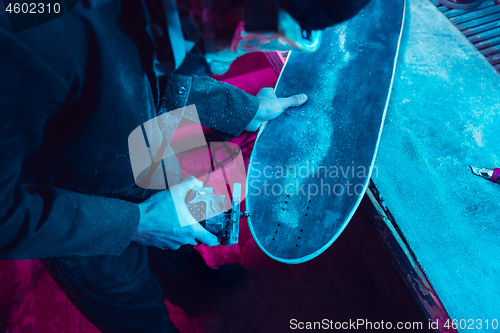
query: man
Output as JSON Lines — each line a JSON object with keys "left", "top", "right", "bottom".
{"left": 0, "top": 0, "right": 370, "bottom": 331}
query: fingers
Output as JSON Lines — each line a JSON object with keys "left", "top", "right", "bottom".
{"left": 191, "top": 223, "right": 220, "bottom": 247}
{"left": 160, "top": 240, "right": 182, "bottom": 250}
{"left": 186, "top": 238, "right": 199, "bottom": 246}
{"left": 280, "top": 94, "right": 308, "bottom": 109}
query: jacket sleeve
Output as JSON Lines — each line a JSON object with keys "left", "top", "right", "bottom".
{"left": 161, "top": 74, "right": 260, "bottom": 139}
{"left": 0, "top": 26, "right": 140, "bottom": 260}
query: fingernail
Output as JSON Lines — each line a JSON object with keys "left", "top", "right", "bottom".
{"left": 301, "top": 94, "right": 308, "bottom": 101}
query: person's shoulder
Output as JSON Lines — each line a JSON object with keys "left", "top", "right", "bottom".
{"left": 1, "top": 0, "right": 132, "bottom": 51}
{"left": 9, "top": 2, "right": 95, "bottom": 53}
{"left": 0, "top": 0, "right": 124, "bottom": 85}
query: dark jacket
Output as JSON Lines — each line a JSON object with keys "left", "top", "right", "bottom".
{"left": 0, "top": 0, "right": 259, "bottom": 259}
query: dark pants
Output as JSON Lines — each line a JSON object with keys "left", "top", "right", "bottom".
{"left": 41, "top": 243, "right": 213, "bottom": 333}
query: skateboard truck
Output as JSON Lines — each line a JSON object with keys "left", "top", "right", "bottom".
{"left": 185, "top": 183, "right": 248, "bottom": 246}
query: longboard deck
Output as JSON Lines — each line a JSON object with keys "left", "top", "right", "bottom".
{"left": 246, "top": 0, "right": 406, "bottom": 263}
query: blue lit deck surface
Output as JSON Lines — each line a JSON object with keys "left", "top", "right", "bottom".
{"left": 246, "top": 0, "right": 405, "bottom": 263}
{"left": 373, "top": 0, "right": 500, "bottom": 328}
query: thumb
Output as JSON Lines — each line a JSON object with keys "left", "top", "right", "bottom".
{"left": 177, "top": 176, "right": 203, "bottom": 197}
{"left": 191, "top": 222, "right": 220, "bottom": 247}
{"left": 280, "top": 94, "right": 308, "bottom": 109}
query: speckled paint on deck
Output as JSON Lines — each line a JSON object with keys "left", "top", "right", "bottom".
{"left": 246, "top": 0, "right": 405, "bottom": 263}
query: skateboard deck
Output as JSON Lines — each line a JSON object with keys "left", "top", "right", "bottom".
{"left": 245, "top": 0, "right": 405, "bottom": 263}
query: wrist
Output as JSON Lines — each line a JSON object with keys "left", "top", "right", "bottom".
{"left": 245, "top": 103, "right": 265, "bottom": 132}
{"left": 133, "top": 202, "right": 149, "bottom": 241}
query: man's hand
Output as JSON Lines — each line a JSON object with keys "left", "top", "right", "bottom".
{"left": 245, "top": 88, "right": 308, "bottom": 132}
{"left": 133, "top": 176, "right": 219, "bottom": 250}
